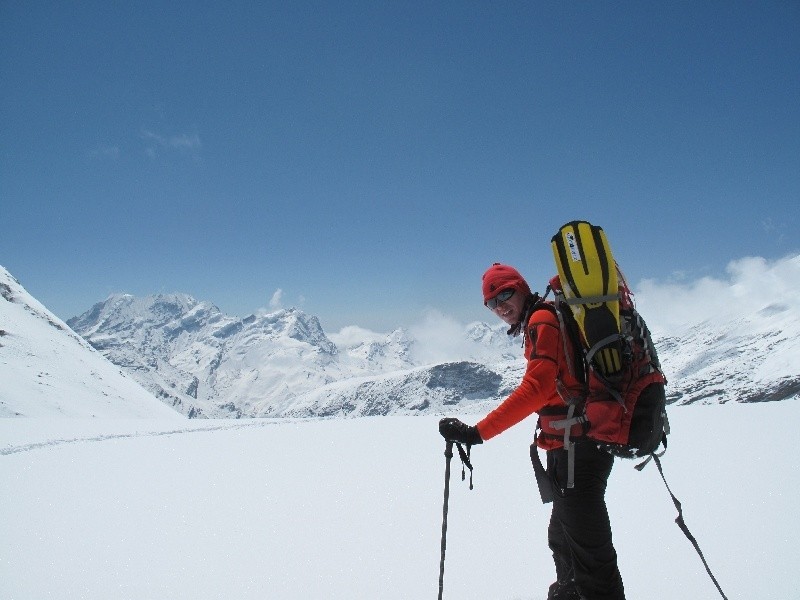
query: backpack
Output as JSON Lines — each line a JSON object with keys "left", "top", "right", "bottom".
{"left": 538, "top": 225, "right": 731, "bottom": 599}
{"left": 531, "top": 221, "right": 669, "bottom": 493}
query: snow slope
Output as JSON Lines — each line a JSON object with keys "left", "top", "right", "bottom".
{"left": 1, "top": 401, "right": 796, "bottom": 599}
{"left": 0, "top": 267, "right": 183, "bottom": 419}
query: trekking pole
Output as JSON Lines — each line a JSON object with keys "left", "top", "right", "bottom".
{"left": 437, "top": 440, "right": 454, "bottom": 600}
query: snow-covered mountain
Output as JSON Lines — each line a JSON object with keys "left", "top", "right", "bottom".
{"left": 4, "top": 259, "right": 798, "bottom": 420}
{"left": 66, "top": 283, "right": 800, "bottom": 419}
{"left": 656, "top": 299, "right": 800, "bottom": 404}
{"left": 638, "top": 254, "right": 800, "bottom": 405}
{"left": 0, "top": 267, "right": 183, "bottom": 419}
{"left": 66, "top": 292, "right": 519, "bottom": 418}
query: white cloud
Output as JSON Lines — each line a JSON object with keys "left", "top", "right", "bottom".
{"left": 634, "top": 254, "right": 800, "bottom": 336}
{"left": 269, "top": 289, "right": 283, "bottom": 310}
{"left": 328, "top": 325, "right": 388, "bottom": 348}
{"left": 408, "top": 308, "right": 497, "bottom": 365}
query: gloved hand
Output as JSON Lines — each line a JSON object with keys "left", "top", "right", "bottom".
{"left": 438, "top": 418, "right": 483, "bottom": 445}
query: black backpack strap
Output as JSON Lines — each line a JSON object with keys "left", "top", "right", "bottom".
{"left": 530, "top": 435, "right": 554, "bottom": 504}
{"left": 552, "top": 293, "right": 589, "bottom": 386}
{"left": 651, "top": 455, "right": 729, "bottom": 600}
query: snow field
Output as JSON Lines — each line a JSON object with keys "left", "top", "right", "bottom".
{"left": 2, "top": 401, "right": 797, "bottom": 599}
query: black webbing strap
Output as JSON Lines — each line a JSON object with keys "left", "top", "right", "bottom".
{"left": 530, "top": 439, "right": 554, "bottom": 504}
{"left": 455, "top": 442, "right": 474, "bottom": 490}
{"left": 652, "top": 455, "right": 730, "bottom": 600}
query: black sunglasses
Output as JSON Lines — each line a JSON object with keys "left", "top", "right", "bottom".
{"left": 485, "top": 288, "right": 515, "bottom": 309}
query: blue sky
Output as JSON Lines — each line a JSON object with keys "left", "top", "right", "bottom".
{"left": 2, "top": 1, "right": 798, "bottom": 332}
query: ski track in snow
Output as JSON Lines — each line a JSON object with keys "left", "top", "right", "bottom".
{"left": 0, "top": 419, "right": 294, "bottom": 456}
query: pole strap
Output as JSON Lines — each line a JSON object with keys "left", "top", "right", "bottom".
{"left": 455, "top": 442, "right": 474, "bottom": 490}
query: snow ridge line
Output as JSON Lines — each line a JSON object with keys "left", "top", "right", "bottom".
{"left": 0, "top": 419, "right": 293, "bottom": 456}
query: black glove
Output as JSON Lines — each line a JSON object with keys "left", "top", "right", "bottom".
{"left": 438, "top": 418, "right": 483, "bottom": 445}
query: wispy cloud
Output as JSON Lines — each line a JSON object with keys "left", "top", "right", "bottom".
{"left": 269, "top": 289, "right": 283, "bottom": 310}
{"left": 408, "top": 308, "right": 501, "bottom": 364}
{"left": 88, "top": 144, "right": 121, "bottom": 160}
{"left": 761, "top": 217, "right": 788, "bottom": 245}
{"left": 141, "top": 129, "right": 201, "bottom": 158}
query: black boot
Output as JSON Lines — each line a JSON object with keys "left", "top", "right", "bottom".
{"left": 547, "top": 579, "right": 582, "bottom": 600}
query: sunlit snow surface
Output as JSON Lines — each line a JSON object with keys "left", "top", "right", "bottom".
{"left": 2, "top": 402, "right": 797, "bottom": 599}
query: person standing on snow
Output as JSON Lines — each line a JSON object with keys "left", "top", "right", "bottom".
{"left": 439, "top": 263, "right": 662, "bottom": 600}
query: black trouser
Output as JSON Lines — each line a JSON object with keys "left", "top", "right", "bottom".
{"left": 546, "top": 442, "right": 625, "bottom": 600}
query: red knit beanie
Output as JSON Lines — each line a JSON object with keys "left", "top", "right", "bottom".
{"left": 481, "top": 263, "right": 531, "bottom": 303}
